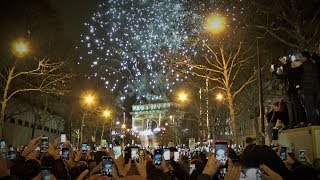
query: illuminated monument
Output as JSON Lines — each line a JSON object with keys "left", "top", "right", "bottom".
{"left": 131, "top": 102, "right": 184, "bottom": 146}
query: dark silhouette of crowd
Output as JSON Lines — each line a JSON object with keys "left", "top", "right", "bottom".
{"left": 0, "top": 136, "right": 319, "bottom": 180}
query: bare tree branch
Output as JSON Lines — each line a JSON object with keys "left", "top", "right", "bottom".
{"left": 254, "top": 25, "right": 300, "bottom": 49}
{"left": 233, "top": 72, "right": 257, "bottom": 98}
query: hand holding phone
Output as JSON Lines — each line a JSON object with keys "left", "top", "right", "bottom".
{"left": 154, "top": 149, "right": 163, "bottom": 165}
{"left": 60, "top": 133, "right": 66, "bottom": 143}
{"left": 215, "top": 141, "right": 228, "bottom": 166}
{"left": 131, "top": 147, "right": 139, "bottom": 162}
{"left": 101, "top": 156, "right": 113, "bottom": 177}
{"left": 174, "top": 151, "right": 179, "bottom": 162}
{"left": 61, "top": 148, "right": 69, "bottom": 160}
{"left": 113, "top": 146, "right": 121, "bottom": 159}
{"left": 40, "top": 137, "right": 49, "bottom": 153}
{"left": 299, "top": 150, "right": 306, "bottom": 162}
{"left": 81, "top": 143, "right": 87, "bottom": 154}
{"left": 280, "top": 147, "right": 287, "bottom": 160}
{"left": 163, "top": 148, "right": 170, "bottom": 161}
{"left": 189, "top": 164, "right": 196, "bottom": 175}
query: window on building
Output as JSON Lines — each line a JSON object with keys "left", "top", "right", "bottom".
{"left": 37, "top": 125, "right": 42, "bottom": 130}
{"left": 18, "top": 120, "right": 23, "bottom": 126}
{"left": 10, "top": 117, "right": 15, "bottom": 124}
{"left": 51, "top": 129, "right": 54, "bottom": 133}
{"left": 44, "top": 127, "right": 49, "bottom": 132}
{"left": 24, "top": 122, "right": 29, "bottom": 127}
{"left": 53, "top": 129, "right": 57, "bottom": 133}
{"left": 31, "top": 124, "right": 35, "bottom": 129}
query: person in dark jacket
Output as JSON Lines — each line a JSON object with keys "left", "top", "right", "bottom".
{"left": 296, "top": 51, "right": 320, "bottom": 125}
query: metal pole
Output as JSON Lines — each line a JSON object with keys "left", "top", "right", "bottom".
{"left": 79, "top": 112, "right": 86, "bottom": 145}
{"left": 101, "top": 120, "right": 106, "bottom": 143}
{"left": 257, "top": 38, "right": 265, "bottom": 144}
{"left": 199, "top": 88, "right": 202, "bottom": 141}
{"left": 206, "top": 78, "right": 209, "bottom": 139}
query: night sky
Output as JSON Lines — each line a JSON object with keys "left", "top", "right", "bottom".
{"left": 49, "top": 0, "right": 95, "bottom": 40}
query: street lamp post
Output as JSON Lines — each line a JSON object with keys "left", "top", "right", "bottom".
{"left": 0, "top": 40, "right": 29, "bottom": 138}
{"left": 79, "top": 94, "right": 95, "bottom": 145}
{"left": 211, "top": 93, "right": 224, "bottom": 140}
{"left": 101, "top": 110, "right": 110, "bottom": 143}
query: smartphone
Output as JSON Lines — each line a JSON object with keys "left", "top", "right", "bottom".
{"left": 8, "top": 146, "right": 15, "bottom": 160}
{"left": 0, "top": 140, "right": 5, "bottom": 149}
{"left": 40, "top": 137, "right": 49, "bottom": 153}
{"left": 109, "top": 144, "right": 113, "bottom": 149}
{"left": 60, "top": 133, "right": 66, "bottom": 143}
{"left": 101, "top": 156, "right": 113, "bottom": 177}
{"left": 131, "top": 147, "right": 139, "bottom": 161}
{"left": 163, "top": 148, "right": 170, "bottom": 161}
{"left": 113, "top": 146, "right": 121, "bottom": 159}
{"left": 174, "top": 151, "right": 179, "bottom": 162}
{"left": 215, "top": 141, "right": 228, "bottom": 166}
{"left": 42, "top": 169, "right": 51, "bottom": 180}
{"left": 271, "top": 64, "right": 275, "bottom": 70}
{"left": 299, "top": 150, "right": 306, "bottom": 162}
{"left": 280, "top": 147, "right": 287, "bottom": 160}
{"left": 81, "top": 143, "right": 87, "bottom": 154}
{"left": 272, "top": 129, "right": 279, "bottom": 140}
{"left": 189, "top": 164, "right": 196, "bottom": 175}
{"left": 240, "top": 168, "right": 264, "bottom": 180}
{"left": 256, "top": 168, "right": 265, "bottom": 180}
{"left": 154, "top": 149, "right": 163, "bottom": 165}
{"left": 61, "top": 148, "right": 69, "bottom": 160}
{"left": 124, "top": 147, "right": 130, "bottom": 164}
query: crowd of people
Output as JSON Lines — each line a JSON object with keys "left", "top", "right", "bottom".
{"left": 0, "top": 136, "right": 319, "bottom": 180}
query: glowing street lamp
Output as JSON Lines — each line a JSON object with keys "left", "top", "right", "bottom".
{"left": 121, "top": 124, "right": 126, "bottom": 129}
{"left": 178, "top": 92, "right": 187, "bottom": 102}
{"left": 206, "top": 15, "right": 225, "bottom": 34}
{"left": 84, "top": 95, "right": 95, "bottom": 106}
{"left": 216, "top": 93, "right": 224, "bottom": 101}
{"left": 12, "top": 40, "right": 29, "bottom": 57}
{"left": 103, "top": 110, "right": 111, "bottom": 118}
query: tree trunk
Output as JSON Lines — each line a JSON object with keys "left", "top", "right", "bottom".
{"left": 100, "top": 120, "right": 106, "bottom": 143}
{"left": 0, "top": 67, "right": 14, "bottom": 139}
{"left": 31, "top": 127, "right": 36, "bottom": 139}
{"left": 226, "top": 90, "right": 238, "bottom": 144}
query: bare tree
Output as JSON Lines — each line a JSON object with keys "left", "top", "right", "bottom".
{"left": 248, "top": 0, "right": 320, "bottom": 51}
{"left": 174, "top": 42, "right": 256, "bottom": 143}
{"left": 0, "top": 58, "right": 72, "bottom": 138}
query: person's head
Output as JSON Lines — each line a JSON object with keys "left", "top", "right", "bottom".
{"left": 15, "top": 159, "right": 42, "bottom": 180}
{"left": 228, "top": 147, "right": 239, "bottom": 163}
{"left": 299, "top": 51, "right": 311, "bottom": 62}
{"left": 245, "top": 137, "right": 255, "bottom": 147}
{"left": 241, "top": 145, "right": 290, "bottom": 179}
{"left": 93, "top": 150, "right": 108, "bottom": 164}
{"left": 51, "top": 159, "right": 71, "bottom": 179}
{"left": 313, "top": 158, "right": 320, "bottom": 172}
{"left": 70, "top": 161, "right": 89, "bottom": 179}
{"left": 190, "top": 159, "right": 205, "bottom": 179}
{"left": 40, "top": 152, "right": 55, "bottom": 168}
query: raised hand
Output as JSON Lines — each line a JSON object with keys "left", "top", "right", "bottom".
{"left": 135, "top": 157, "right": 147, "bottom": 178}
{"left": 47, "top": 143, "right": 59, "bottom": 160}
{"left": 224, "top": 165, "right": 241, "bottom": 180}
{"left": 260, "top": 164, "right": 283, "bottom": 180}
{"left": 22, "top": 137, "right": 41, "bottom": 157}
{"left": 202, "top": 154, "right": 223, "bottom": 178}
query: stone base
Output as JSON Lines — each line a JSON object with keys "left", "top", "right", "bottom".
{"left": 279, "top": 126, "right": 320, "bottom": 163}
